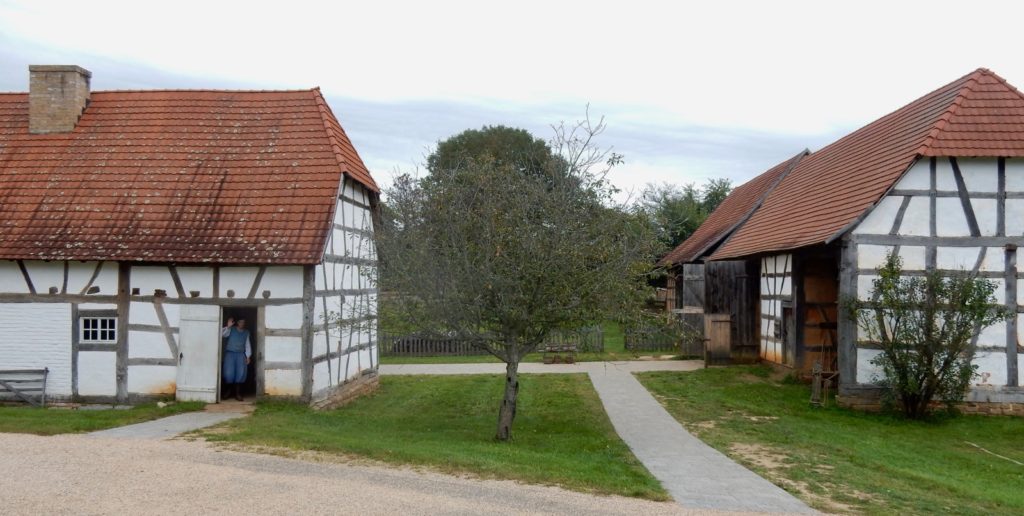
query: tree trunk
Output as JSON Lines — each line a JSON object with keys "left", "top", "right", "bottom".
{"left": 495, "top": 360, "right": 521, "bottom": 441}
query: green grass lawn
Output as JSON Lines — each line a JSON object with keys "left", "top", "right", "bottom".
{"left": 202, "top": 374, "right": 667, "bottom": 500}
{"left": 380, "top": 321, "right": 681, "bottom": 364}
{"left": 637, "top": 366, "right": 1024, "bottom": 515}
{"left": 0, "top": 401, "right": 205, "bottom": 435}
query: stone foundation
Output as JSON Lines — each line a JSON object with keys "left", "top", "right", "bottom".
{"left": 838, "top": 389, "right": 1024, "bottom": 416}
{"left": 309, "top": 369, "right": 380, "bottom": 410}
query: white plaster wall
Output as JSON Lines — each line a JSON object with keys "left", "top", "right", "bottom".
{"left": 78, "top": 351, "right": 116, "bottom": 396}
{"left": 980, "top": 248, "right": 1005, "bottom": 272}
{"left": 856, "top": 349, "right": 884, "bottom": 384}
{"left": 265, "top": 369, "right": 302, "bottom": 396}
{"left": 0, "top": 261, "right": 30, "bottom": 293}
{"left": 127, "top": 365, "right": 177, "bottom": 394}
{"left": 972, "top": 198, "right": 998, "bottom": 236}
{"left": 958, "top": 158, "right": 1000, "bottom": 193}
{"left": 0, "top": 303, "right": 72, "bottom": 395}
{"left": 129, "top": 301, "right": 159, "bottom": 326}
{"left": 976, "top": 322, "right": 1007, "bottom": 349}
{"left": 935, "top": 198, "right": 970, "bottom": 237}
{"left": 312, "top": 360, "right": 331, "bottom": 394}
{"left": 131, "top": 266, "right": 177, "bottom": 297}
{"left": 893, "top": 160, "right": 930, "bottom": 189}
{"left": 66, "top": 262, "right": 104, "bottom": 294}
{"left": 854, "top": 196, "right": 905, "bottom": 235}
{"left": 23, "top": 261, "right": 64, "bottom": 293}
{"left": 935, "top": 246, "right": 982, "bottom": 271}
{"left": 857, "top": 275, "right": 879, "bottom": 301}
{"left": 128, "top": 331, "right": 175, "bottom": 359}
{"left": 262, "top": 266, "right": 303, "bottom": 298}
{"left": 219, "top": 267, "right": 260, "bottom": 297}
{"left": 1005, "top": 158, "right": 1024, "bottom": 191}
{"left": 974, "top": 351, "right": 1008, "bottom": 387}
{"left": 935, "top": 158, "right": 957, "bottom": 191}
{"left": 78, "top": 303, "right": 118, "bottom": 311}
{"left": 896, "top": 197, "right": 930, "bottom": 236}
{"left": 858, "top": 245, "right": 926, "bottom": 271}
{"left": 264, "top": 336, "right": 302, "bottom": 363}
{"left": 1006, "top": 199, "right": 1024, "bottom": 236}
{"left": 266, "top": 303, "right": 303, "bottom": 329}
{"left": 176, "top": 267, "right": 214, "bottom": 297}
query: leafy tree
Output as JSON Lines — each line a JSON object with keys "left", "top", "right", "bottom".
{"left": 640, "top": 178, "right": 732, "bottom": 250}
{"left": 378, "top": 118, "right": 659, "bottom": 440}
{"left": 427, "top": 125, "right": 558, "bottom": 181}
{"left": 846, "top": 252, "right": 1011, "bottom": 418}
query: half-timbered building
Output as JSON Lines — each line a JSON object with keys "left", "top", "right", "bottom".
{"left": 0, "top": 65, "right": 379, "bottom": 406}
{"left": 662, "top": 68, "right": 1024, "bottom": 411}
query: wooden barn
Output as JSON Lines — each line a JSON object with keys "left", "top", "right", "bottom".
{"left": 0, "top": 65, "right": 379, "bottom": 407}
{"left": 663, "top": 68, "right": 1024, "bottom": 411}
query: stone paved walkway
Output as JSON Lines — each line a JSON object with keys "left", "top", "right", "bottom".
{"left": 87, "top": 407, "right": 248, "bottom": 439}
{"left": 382, "top": 361, "right": 815, "bottom": 514}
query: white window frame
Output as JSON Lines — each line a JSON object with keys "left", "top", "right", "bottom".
{"left": 80, "top": 316, "right": 118, "bottom": 344}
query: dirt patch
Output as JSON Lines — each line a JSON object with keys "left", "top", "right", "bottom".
{"left": 743, "top": 415, "right": 779, "bottom": 423}
{"left": 692, "top": 420, "right": 717, "bottom": 431}
{"left": 728, "top": 443, "right": 870, "bottom": 514}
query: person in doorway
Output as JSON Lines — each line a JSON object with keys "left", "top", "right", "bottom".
{"left": 221, "top": 317, "right": 252, "bottom": 401}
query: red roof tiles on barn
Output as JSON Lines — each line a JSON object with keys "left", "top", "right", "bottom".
{"left": 658, "top": 150, "right": 806, "bottom": 266}
{"left": 0, "top": 88, "right": 377, "bottom": 264}
{"left": 710, "top": 68, "right": 1024, "bottom": 260}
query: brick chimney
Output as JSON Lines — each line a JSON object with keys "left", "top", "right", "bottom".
{"left": 29, "top": 65, "right": 91, "bottom": 134}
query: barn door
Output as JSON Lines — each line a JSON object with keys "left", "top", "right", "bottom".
{"left": 176, "top": 304, "right": 221, "bottom": 402}
{"left": 704, "top": 314, "right": 732, "bottom": 366}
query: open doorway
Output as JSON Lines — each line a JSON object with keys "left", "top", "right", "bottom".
{"left": 220, "top": 306, "right": 259, "bottom": 401}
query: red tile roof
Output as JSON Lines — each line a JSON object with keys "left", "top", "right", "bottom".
{"left": 0, "top": 88, "right": 377, "bottom": 264}
{"left": 712, "top": 68, "right": 1024, "bottom": 260}
{"left": 658, "top": 150, "right": 806, "bottom": 266}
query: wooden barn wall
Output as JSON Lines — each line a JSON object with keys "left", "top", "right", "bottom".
{"left": 674, "top": 263, "right": 705, "bottom": 334}
{"left": 704, "top": 260, "right": 759, "bottom": 362}
{"left": 843, "top": 157, "right": 1024, "bottom": 402}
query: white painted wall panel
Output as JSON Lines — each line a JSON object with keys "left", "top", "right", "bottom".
{"left": 128, "top": 331, "right": 174, "bottom": 359}
{"left": 262, "top": 266, "right": 303, "bottom": 298}
{"left": 896, "top": 197, "right": 930, "bottom": 236}
{"left": 1017, "top": 280, "right": 1024, "bottom": 306}
{"left": 990, "top": 278, "right": 1006, "bottom": 304}
{"left": 935, "top": 158, "right": 957, "bottom": 191}
{"left": 894, "top": 160, "right": 930, "bottom": 190}
{"left": 0, "top": 261, "right": 30, "bottom": 293}
{"left": 312, "top": 330, "right": 329, "bottom": 357}
{"left": 129, "top": 302, "right": 159, "bottom": 325}
{"left": 78, "top": 303, "right": 118, "bottom": 311}
{"left": 857, "top": 275, "right": 879, "bottom": 301}
{"left": 0, "top": 303, "right": 72, "bottom": 395}
{"left": 176, "top": 267, "right": 214, "bottom": 297}
{"left": 974, "top": 351, "right": 1008, "bottom": 387}
{"left": 266, "top": 303, "right": 303, "bottom": 330}
{"left": 93, "top": 261, "right": 119, "bottom": 294}
{"left": 1006, "top": 199, "right": 1024, "bottom": 236}
{"left": 312, "top": 361, "right": 331, "bottom": 394}
{"left": 127, "top": 365, "right": 177, "bottom": 394}
{"left": 219, "top": 267, "right": 260, "bottom": 298}
{"left": 971, "top": 198, "right": 998, "bottom": 236}
{"left": 131, "top": 266, "right": 177, "bottom": 297}
{"left": 78, "top": 351, "right": 116, "bottom": 396}
{"left": 265, "top": 369, "right": 302, "bottom": 396}
{"left": 976, "top": 322, "right": 1006, "bottom": 349}
{"left": 935, "top": 198, "right": 971, "bottom": 237}
{"left": 264, "top": 336, "right": 302, "bottom": 363}
{"left": 959, "top": 158, "right": 999, "bottom": 193}
{"left": 856, "top": 349, "right": 884, "bottom": 384}
{"left": 66, "top": 262, "right": 99, "bottom": 294}
{"left": 314, "top": 263, "right": 327, "bottom": 290}
{"left": 1005, "top": 158, "right": 1024, "bottom": 192}
{"left": 935, "top": 246, "right": 982, "bottom": 271}
{"left": 980, "top": 248, "right": 1005, "bottom": 272}
{"left": 23, "top": 261, "right": 64, "bottom": 294}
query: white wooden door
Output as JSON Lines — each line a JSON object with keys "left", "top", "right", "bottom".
{"left": 176, "top": 304, "right": 221, "bottom": 402}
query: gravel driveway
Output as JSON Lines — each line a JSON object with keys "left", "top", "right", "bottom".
{"left": 0, "top": 433, "right": 738, "bottom": 516}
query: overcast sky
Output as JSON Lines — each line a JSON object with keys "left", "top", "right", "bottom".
{"left": 2, "top": 0, "right": 1023, "bottom": 198}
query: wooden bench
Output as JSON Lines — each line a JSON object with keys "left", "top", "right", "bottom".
{"left": 0, "top": 368, "right": 49, "bottom": 407}
{"left": 542, "top": 345, "right": 577, "bottom": 364}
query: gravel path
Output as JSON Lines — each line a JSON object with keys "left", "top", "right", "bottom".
{"left": 0, "top": 433, "right": 743, "bottom": 515}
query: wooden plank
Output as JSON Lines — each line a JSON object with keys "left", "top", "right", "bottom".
{"left": 168, "top": 265, "right": 186, "bottom": 298}
{"left": 247, "top": 266, "right": 267, "bottom": 299}
{"left": 1006, "top": 247, "right": 1018, "bottom": 387}
{"left": 16, "top": 260, "right": 35, "bottom": 294}
{"left": 79, "top": 261, "right": 105, "bottom": 295}
{"left": 949, "top": 157, "right": 981, "bottom": 237}
{"left": 300, "top": 265, "right": 315, "bottom": 401}
{"left": 116, "top": 263, "right": 130, "bottom": 403}
{"left": 998, "top": 158, "right": 1007, "bottom": 237}
{"left": 838, "top": 239, "right": 859, "bottom": 389}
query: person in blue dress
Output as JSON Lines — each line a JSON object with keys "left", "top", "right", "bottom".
{"left": 221, "top": 317, "right": 252, "bottom": 401}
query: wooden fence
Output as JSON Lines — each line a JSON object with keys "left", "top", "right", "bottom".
{"left": 624, "top": 321, "right": 704, "bottom": 357}
{"left": 380, "top": 326, "right": 604, "bottom": 357}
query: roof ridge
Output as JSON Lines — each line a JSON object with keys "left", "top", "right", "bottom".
{"left": 703, "top": 149, "right": 809, "bottom": 261}
{"left": 311, "top": 88, "right": 351, "bottom": 176}
{"left": 916, "top": 69, "right": 986, "bottom": 154}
